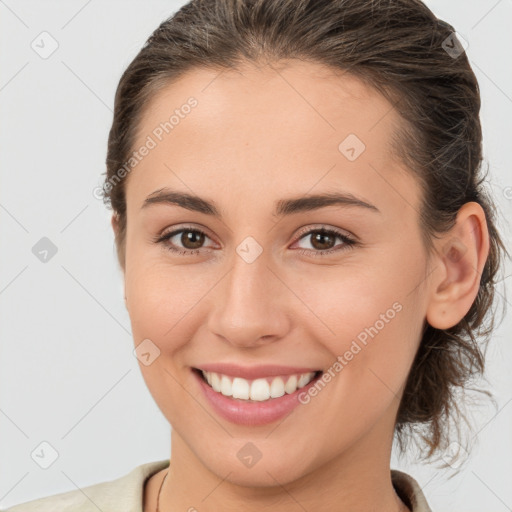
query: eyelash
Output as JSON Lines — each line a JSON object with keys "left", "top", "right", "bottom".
{"left": 153, "top": 224, "right": 357, "bottom": 258}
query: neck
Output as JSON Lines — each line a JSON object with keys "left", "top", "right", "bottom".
{"left": 158, "top": 419, "right": 410, "bottom": 512}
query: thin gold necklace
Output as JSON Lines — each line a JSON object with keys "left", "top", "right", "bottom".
{"left": 156, "top": 470, "right": 169, "bottom": 512}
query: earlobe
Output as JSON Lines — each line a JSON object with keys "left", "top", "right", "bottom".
{"left": 111, "top": 213, "right": 119, "bottom": 236}
{"left": 122, "top": 273, "right": 129, "bottom": 311}
{"left": 426, "top": 202, "right": 490, "bottom": 330}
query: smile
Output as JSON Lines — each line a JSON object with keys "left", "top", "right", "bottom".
{"left": 199, "top": 369, "right": 322, "bottom": 402}
{"left": 192, "top": 367, "right": 324, "bottom": 426}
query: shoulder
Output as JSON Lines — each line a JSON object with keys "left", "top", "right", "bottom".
{"left": 391, "top": 469, "right": 433, "bottom": 512}
{"left": 2, "top": 459, "right": 170, "bottom": 512}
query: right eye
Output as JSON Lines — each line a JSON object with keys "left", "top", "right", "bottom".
{"left": 153, "top": 226, "right": 216, "bottom": 256}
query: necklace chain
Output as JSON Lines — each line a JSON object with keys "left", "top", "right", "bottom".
{"left": 156, "top": 470, "right": 169, "bottom": 512}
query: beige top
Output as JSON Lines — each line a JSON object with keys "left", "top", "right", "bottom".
{"left": 2, "top": 459, "right": 433, "bottom": 511}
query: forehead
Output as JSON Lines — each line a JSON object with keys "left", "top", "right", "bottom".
{"left": 127, "top": 59, "right": 419, "bottom": 220}
{"left": 137, "top": 59, "right": 397, "bottom": 144}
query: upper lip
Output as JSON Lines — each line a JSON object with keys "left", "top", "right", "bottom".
{"left": 194, "top": 363, "right": 321, "bottom": 380}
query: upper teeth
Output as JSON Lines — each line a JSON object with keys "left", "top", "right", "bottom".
{"left": 201, "top": 371, "right": 317, "bottom": 401}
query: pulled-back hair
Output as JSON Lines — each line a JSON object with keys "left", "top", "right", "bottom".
{"left": 102, "top": 0, "right": 509, "bottom": 468}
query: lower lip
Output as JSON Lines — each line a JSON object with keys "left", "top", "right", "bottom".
{"left": 192, "top": 369, "right": 322, "bottom": 426}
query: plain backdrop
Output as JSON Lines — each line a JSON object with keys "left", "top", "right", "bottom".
{"left": 1, "top": 1, "right": 511, "bottom": 510}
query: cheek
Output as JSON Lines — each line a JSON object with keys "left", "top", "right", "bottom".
{"left": 296, "top": 251, "right": 425, "bottom": 400}
{"left": 125, "top": 231, "right": 188, "bottom": 335}
{"left": 124, "top": 254, "right": 218, "bottom": 357}
{"left": 300, "top": 293, "right": 422, "bottom": 447}
{"left": 126, "top": 271, "right": 185, "bottom": 342}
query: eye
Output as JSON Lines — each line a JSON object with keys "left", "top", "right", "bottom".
{"left": 153, "top": 225, "right": 215, "bottom": 256}
{"left": 292, "top": 226, "right": 357, "bottom": 257}
{"left": 153, "top": 224, "right": 357, "bottom": 257}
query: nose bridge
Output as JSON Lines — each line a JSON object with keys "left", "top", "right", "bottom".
{"left": 207, "top": 245, "right": 289, "bottom": 347}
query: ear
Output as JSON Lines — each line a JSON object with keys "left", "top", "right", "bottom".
{"left": 110, "top": 213, "right": 118, "bottom": 237}
{"left": 111, "top": 214, "right": 128, "bottom": 309}
{"left": 425, "top": 202, "right": 490, "bottom": 330}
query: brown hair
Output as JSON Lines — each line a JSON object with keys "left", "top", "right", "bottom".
{"left": 102, "top": 0, "right": 509, "bottom": 468}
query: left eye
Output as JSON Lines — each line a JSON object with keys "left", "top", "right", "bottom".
{"left": 153, "top": 226, "right": 356, "bottom": 257}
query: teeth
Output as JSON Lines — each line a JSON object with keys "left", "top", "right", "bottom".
{"left": 249, "top": 378, "right": 269, "bottom": 401}
{"left": 201, "top": 370, "right": 318, "bottom": 402}
{"left": 232, "top": 377, "right": 250, "bottom": 399}
{"left": 297, "top": 373, "right": 311, "bottom": 388}
{"left": 220, "top": 375, "right": 232, "bottom": 396}
{"left": 211, "top": 372, "right": 221, "bottom": 392}
{"left": 270, "top": 377, "right": 285, "bottom": 398}
{"left": 284, "top": 375, "right": 297, "bottom": 394}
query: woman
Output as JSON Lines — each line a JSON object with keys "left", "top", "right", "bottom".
{"left": 4, "top": 0, "right": 508, "bottom": 511}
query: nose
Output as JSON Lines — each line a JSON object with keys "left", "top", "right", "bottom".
{"left": 206, "top": 253, "right": 291, "bottom": 348}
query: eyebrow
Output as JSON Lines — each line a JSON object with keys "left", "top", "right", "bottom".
{"left": 142, "top": 188, "right": 381, "bottom": 217}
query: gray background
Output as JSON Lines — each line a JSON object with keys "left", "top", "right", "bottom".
{"left": 1, "top": 1, "right": 511, "bottom": 510}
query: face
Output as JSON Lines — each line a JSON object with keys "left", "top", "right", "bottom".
{"left": 120, "top": 60, "right": 432, "bottom": 486}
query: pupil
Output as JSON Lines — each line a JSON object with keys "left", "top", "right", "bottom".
{"left": 312, "top": 231, "right": 333, "bottom": 250}
{"left": 182, "top": 231, "right": 204, "bottom": 249}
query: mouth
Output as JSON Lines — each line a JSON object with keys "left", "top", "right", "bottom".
{"left": 192, "top": 368, "right": 323, "bottom": 402}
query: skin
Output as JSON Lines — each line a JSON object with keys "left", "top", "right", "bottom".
{"left": 111, "top": 59, "right": 489, "bottom": 512}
